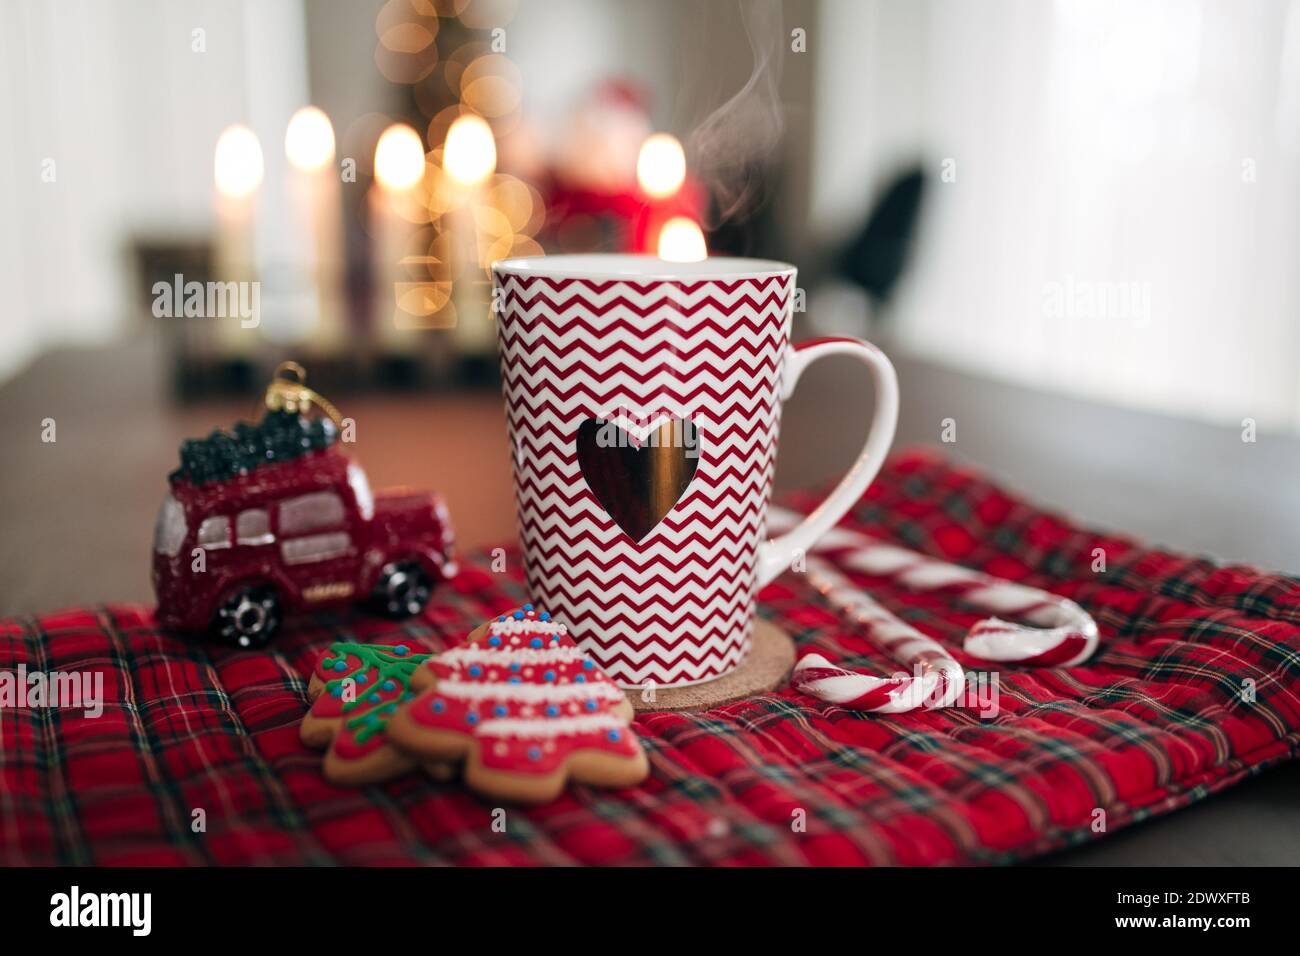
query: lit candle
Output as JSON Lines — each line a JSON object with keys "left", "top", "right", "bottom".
{"left": 657, "top": 216, "right": 707, "bottom": 262}
{"left": 371, "top": 122, "right": 427, "bottom": 356}
{"left": 444, "top": 114, "right": 497, "bottom": 188}
{"left": 442, "top": 114, "right": 497, "bottom": 362}
{"left": 636, "top": 133, "right": 686, "bottom": 199}
{"left": 284, "top": 106, "right": 343, "bottom": 355}
{"left": 213, "top": 124, "right": 263, "bottom": 359}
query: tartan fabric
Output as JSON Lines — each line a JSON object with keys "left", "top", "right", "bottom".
{"left": 2, "top": 447, "right": 1298, "bottom": 865}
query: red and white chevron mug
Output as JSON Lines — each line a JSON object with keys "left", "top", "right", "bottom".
{"left": 492, "top": 255, "right": 898, "bottom": 688}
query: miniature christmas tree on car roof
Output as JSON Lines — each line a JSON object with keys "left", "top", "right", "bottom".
{"left": 170, "top": 362, "right": 344, "bottom": 485}
{"left": 170, "top": 410, "right": 338, "bottom": 486}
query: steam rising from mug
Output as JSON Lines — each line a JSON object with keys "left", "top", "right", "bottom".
{"left": 687, "top": 0, "right": 786, "bottom": 229}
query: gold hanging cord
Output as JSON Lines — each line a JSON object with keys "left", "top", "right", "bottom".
{"left": 263, "top": 361, "right": 344, "bottom": 427}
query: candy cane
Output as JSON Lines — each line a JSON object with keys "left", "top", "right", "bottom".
{"left": 770, "top": 507, "right": 1099, "bottom": 713}
{"left": 795, "top": 555, "right": 965, "bottom": 712}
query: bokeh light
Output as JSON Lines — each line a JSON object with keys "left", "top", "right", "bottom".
{"left": 459, "top": 54, "right": 522, "bottom": 119}
{"left": 443, "top": 114, "right": 497, "bottom": 186}
{"left": 657, "top": 217, "right": 707, "bottom": 262}
{"left": 457, "top": 0, "right": 518, "bottom": 30}
{"left": 214, "top": 124, "right": 264, "bottom": 199}
{"left": 373, "top": 0, "right": 441, "bottom": 84}
{"left": 637, "top": 133, "right": 687, "bottom": 199}
{"left": 374, "top": 123, "right": 427, "bottom": 191}
{"left": 442, "top": 41, "right": 492, "bottom": 96}
{"left": 412, "top": 0, "right": 468, "bottom": 14}
{"left": 485, "top": 175, "right": 543, "bottom": 234}
{"left": 284, "top": 106, "right": 336, "bottom": 172}
{"left": 378, "top": 21, "right": 436, "bottom": 54}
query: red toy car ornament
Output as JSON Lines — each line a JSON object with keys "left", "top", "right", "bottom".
{"left": 152, "top": 363, "right": 455, "bottom": 647}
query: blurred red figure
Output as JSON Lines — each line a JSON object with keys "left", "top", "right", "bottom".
{"left": 541, "top": 79, "right": 706, "bottom": 255}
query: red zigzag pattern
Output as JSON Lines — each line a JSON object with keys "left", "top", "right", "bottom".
{"left": 493, "top": 270, "right": 794, "bottom": 687}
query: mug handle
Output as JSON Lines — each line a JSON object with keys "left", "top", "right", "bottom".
{"left": 755, "top": 336, "right": 900, "bottom": 588}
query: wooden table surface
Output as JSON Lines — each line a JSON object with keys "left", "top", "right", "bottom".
{"left": 2, "top": 334, "right": 1297, "bottom": 865}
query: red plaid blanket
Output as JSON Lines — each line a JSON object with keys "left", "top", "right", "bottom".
{"left": 3, "top": 449, "right": 1298, "bottom": 865}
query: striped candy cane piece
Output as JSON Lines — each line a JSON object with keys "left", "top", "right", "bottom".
{"left": 769, "top": 506, "right": 1099, "bottom": 711}
{"left": 791, "top": 655, "right": 923, "bottom": 713}
{"left": 797, "top": 555, "right": 964, "bottom": 712}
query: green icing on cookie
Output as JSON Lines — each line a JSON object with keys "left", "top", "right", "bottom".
{"left": 318, "top": 641, "right": 430, "bottom": 745}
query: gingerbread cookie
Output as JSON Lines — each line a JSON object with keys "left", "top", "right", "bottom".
{"left": 301, "top": 641, "right": 433, "bottom": 786}
{"left": 387, "top": 606, "right": 648, "bottom": 804}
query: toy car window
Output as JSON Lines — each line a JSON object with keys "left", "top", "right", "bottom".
{"left": 347, "top": 463, "right": 375, "bottom": 522}
{"left": 279, "top": 492, "right": 346, "bottom": 536}
{"left": 153, "top": 494, "right": 187, "bottom": 557}
{"left": 281, "top": 532, "right": 351, "bottom": 566}
{"left": 197, "top": 516, "right": 231, "bottom": 550}
{"left": 236, "top": 509, "right": 274, "bottom": 546}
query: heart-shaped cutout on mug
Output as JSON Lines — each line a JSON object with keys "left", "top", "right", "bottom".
{"left": 576, "top": 417, "right": 701, "bottom": 542}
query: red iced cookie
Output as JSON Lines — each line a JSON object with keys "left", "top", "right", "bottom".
{"left": 387, "top": 606, "right": 648, "bottom": 803}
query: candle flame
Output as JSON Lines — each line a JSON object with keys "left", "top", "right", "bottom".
{"left": 657, "top": 217, "right": 707, "bottom": 262}
{"left": 443, "top": 114, "right": 497, "bottom": 187}
{"left": 637, "top": 133, "right": 687, "bottom": 199}
{"left": 214, "top": 125, "right": 264, "bottom": 199}
{"left": 285, "top": 106, "right": 335, "bottom": 172}
{"left": 374, "top": 123, "right": 426, "bottom": 192}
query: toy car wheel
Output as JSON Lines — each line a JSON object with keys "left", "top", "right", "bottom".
{"left": 213, "top": 585, "right": 281, "bottom": 648}
{"left": 374, "top": 561, "right": 433, "bottom": 618}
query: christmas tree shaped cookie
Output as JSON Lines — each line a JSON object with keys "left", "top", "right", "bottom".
{"left": 302, "top": 641, "right": 433, "bottom": 786}
{"left": 388, "top": 606, "right": 648, "bottom": 804}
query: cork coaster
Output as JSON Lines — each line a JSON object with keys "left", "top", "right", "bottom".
{"left": 625, "top": 619, "right": 796, "bottom": 713}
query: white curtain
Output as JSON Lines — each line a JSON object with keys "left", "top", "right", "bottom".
{"left": 815, "top": 0, "right": 1300, "bottom": 431}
